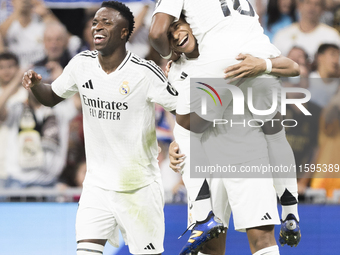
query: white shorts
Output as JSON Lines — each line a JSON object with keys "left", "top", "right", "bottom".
{"left": 76, "top": 180, "right": 165, "bottom": 254}
{"left": 210, "top": 157, "right": 280, "bottom": 232}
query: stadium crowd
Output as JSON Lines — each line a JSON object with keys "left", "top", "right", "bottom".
{"left": 0, "top": 0, "right": 340, "bottom": 203}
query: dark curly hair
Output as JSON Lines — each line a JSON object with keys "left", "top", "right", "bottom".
{"left": 101, "top": 1, "right": 135, "bottom": 41}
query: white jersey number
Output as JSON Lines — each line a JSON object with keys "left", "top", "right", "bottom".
{"left": 220, "top": 0, "right": 255, "bottom": 17}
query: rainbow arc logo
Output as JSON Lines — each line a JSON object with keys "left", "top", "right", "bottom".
{"left": 196, "top": 82, "right": 222, "bottom": 106}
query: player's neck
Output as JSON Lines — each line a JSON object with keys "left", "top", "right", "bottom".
{"left": 184, "top": 45, "right": 199, "bottom": 59}
{"left": 98, "top": 47, "right": 127, "bottom": 74}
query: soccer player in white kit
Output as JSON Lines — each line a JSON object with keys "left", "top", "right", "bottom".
{"left": 22, "top": 2, "right": 177, "bottom": 255}
{"left": 165, "top": 16, "right": 301, "bottom": 255}
{"left": 149, "top": 0, "right": 301, "bottom": 250}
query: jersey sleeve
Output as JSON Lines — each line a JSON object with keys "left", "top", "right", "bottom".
{"left": 51, "top": 56, "right": 79, "bottom": 99}
{"left": 152, "top": 0, "right": 184, "bottom": 21}
{"left": 145, "top": 61, "right": 178, "bottom": 112}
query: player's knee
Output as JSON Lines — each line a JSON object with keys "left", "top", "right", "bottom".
{"left": 252, "top": 245, "right": 280, "bottom": 255}
{"left": 77, "top": 241, "right": 105, "bottom": 255}
{"left": 201, "top": 231, "right": 227, "bottom": 255}
{"left": 247, "top": 225, "right": 276, "bottom": 251}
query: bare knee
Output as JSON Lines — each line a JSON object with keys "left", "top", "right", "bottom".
{"left": 246, "top": 225, "right": 276, "bottom": 254}
{"left": 200, "top": 230, "right": 227, "bottom": 255}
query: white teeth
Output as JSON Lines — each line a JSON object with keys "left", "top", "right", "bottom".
{"left": 94, "top": 35, "right": 105, "bottom": 39}
{"left": 178, "top": 35, "right": 188, "bottom": 46}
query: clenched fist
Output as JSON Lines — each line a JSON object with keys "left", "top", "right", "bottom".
{"left": 22, "top": 70, "right": 42, "bottom": 90}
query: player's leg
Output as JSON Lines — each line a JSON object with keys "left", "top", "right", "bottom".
{"left": 173, "top": 123, "right": 224, "bottom": 255}
{"left": 199, "top": 231, "right": 227, "bottom": 255}
{"left": 245, "top": 77, "right": 300, "bottom": 246}
{"left": 77, "top": 240, "right": 106, "bottom": 255}
{"left": 76, "top": 185, "right": 120, "bottom": 255}
{"left": 246, "top": 225, "right": 279, "bottom": 255}
{"left": 262, "top": 113, "right": 301, "bottom": 247}
{"left": 113, "top": 179, "right": 165, "bottom": 255}
{"left": 195, "top": 178, "right": 231, "bottom": 255}
{"left": 223, "top": 158, "right": 281, "bottom": 254}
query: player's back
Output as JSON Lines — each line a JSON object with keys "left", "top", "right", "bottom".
{"left": 181, "top": 0, "right": 280, "bottom": 61}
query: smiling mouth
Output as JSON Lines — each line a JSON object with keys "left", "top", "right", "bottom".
{"left": 178, "top": 35, "right": 188, "bottom": 47}
{"left": 94, "top": 34, "right": 106, "bottom": 44}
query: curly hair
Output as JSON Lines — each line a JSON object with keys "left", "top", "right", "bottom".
{"left": 101, "top": 1, "right": 135, "bottom": 41}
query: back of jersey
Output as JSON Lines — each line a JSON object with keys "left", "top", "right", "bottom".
{"left": 180, "top": 0, "right": 258, "bottom": 45}
{"left": 154, "top": 0, "right": 278, "bottom": 61}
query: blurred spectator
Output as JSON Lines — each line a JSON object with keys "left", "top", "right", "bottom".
{"left": 0, "top": 33, "right": 4, "bottom": 53}
{"left": 0, "top": 52, "right": 27, "bottom": 187}
{"left": 57, "top": 94, "right": 85, "bottom": 188}
{"left": 3, "top": 90, "right": 62, "bottom": 188}
{"left": 309, "top": 43, "right": 340, "bottom": 108}
{"left": 33, "top": 21, "right": 71, "bottom": 84}
{"left": 273, "top": 0, "right": 340, "bottom": 61}
{"left": 125, "top": 0, "right": 155, "bottom": 59}
{"left": 31, "top": 21, "right": 78, "bottom": 176}
{"left": 283, "top": 47, "right": 322, "bottom": 196}
{"left": 77, "top": 13, "right": 96, "bottom": 52}
{"left": 263, "top": 0, "right": 297, "bottom": 42}
{"left": 310, "top": 89, "right": 340, "bottom": 199}
{"left": 333, "top": 4, "right": 340, "bottom": 34}
{"left": 0, "top": 0, "right": 13, "bottom": 24}
{"left": 0, "top": 0, "right": 57, "bottom": 69}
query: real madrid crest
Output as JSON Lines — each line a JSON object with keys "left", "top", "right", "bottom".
{"left": 119, "top": 81, "right": 130, "bottom": 95}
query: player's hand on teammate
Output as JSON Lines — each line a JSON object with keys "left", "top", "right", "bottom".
{"left": 224, "top": 53, "right": 266, "bottom": 82}
{"left": 22, "top": 70, "right": 42, "bottom": 90}
{"left": 169, "top": 141, "right": 186, "bottom": 173}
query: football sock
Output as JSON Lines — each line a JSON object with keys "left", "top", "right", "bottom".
{"left": 77, "top": 242, "right": 104, "bottom": 255}
{"left": 194, "top": 179, "right": 212, "bottom": 222}
{"left": 265, "top": 129, "right": 299, "bottom": 221}
{"left": 253, "top": 245, "right": 279, "bottom": 255}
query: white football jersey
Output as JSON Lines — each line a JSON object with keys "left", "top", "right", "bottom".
{"left": 52, "top": 51, "right": 178, "bottom": 191}
{"left": 153, "top": 0, "right": 280, "bottom": 60}
{"left": 169, "top": 56, "right": 268, "bottom": 164}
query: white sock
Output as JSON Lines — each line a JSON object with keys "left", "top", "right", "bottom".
{"left": 193, "top": 197, "right": 212, "bottom": 222}
{"left": 253, "top": 245, "right": 280, "bottom": 255}
{"left": 77, "top": 242, "right": 104, "bottom": 255}
{"left": 198, "top": 252, "right": 210, "bottom": 255}
{"left": 265, "top": 129, "right": 299, "bottom": 221}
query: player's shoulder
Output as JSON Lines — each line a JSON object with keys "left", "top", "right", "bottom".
{"left": 128, "top": 52, "right": 167, "bottom": 83}
{"left": 75, "top": 50, "right": 98, "bottom": 60}
{"left": 66, "top": 50, "right": 98, "bottom": 69}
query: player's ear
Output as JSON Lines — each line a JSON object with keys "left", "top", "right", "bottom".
{"left": 121, "top": 28, "right": 129, "bottom": 41}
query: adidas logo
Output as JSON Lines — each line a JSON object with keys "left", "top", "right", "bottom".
{"left": 180, "top": 71, "right": 188, "bottom": 80}
{"left": 144, "top": 243, "right": 155, "bottom": 250}
{"left": 82, "top": 79, "right": 94, "bottom": 89}
{"left": 261, "top": 212, "right": 272, "bottom": 220}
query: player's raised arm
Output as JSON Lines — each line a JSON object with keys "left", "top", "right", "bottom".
{"left": 224, "top": 54, "right": 300, "bottom": 80}
{"left": 22, "top": 70, "right": 64, "bottom": 107}
{"left": 149, "top": 12, "right": 175, "bottom": 57}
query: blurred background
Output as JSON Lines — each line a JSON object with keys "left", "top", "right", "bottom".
{"left": 0, "top": 0, "right": 340, "bottom": 254}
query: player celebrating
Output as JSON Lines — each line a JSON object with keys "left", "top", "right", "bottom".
{"left": 165, "top": 15, "right": 301, "bottom": 255}
{"left": 22, "top": 1, "right": 177, "bottom": 255}
{"left": 149, "top": 0, "right": 301, "bottom": 251}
